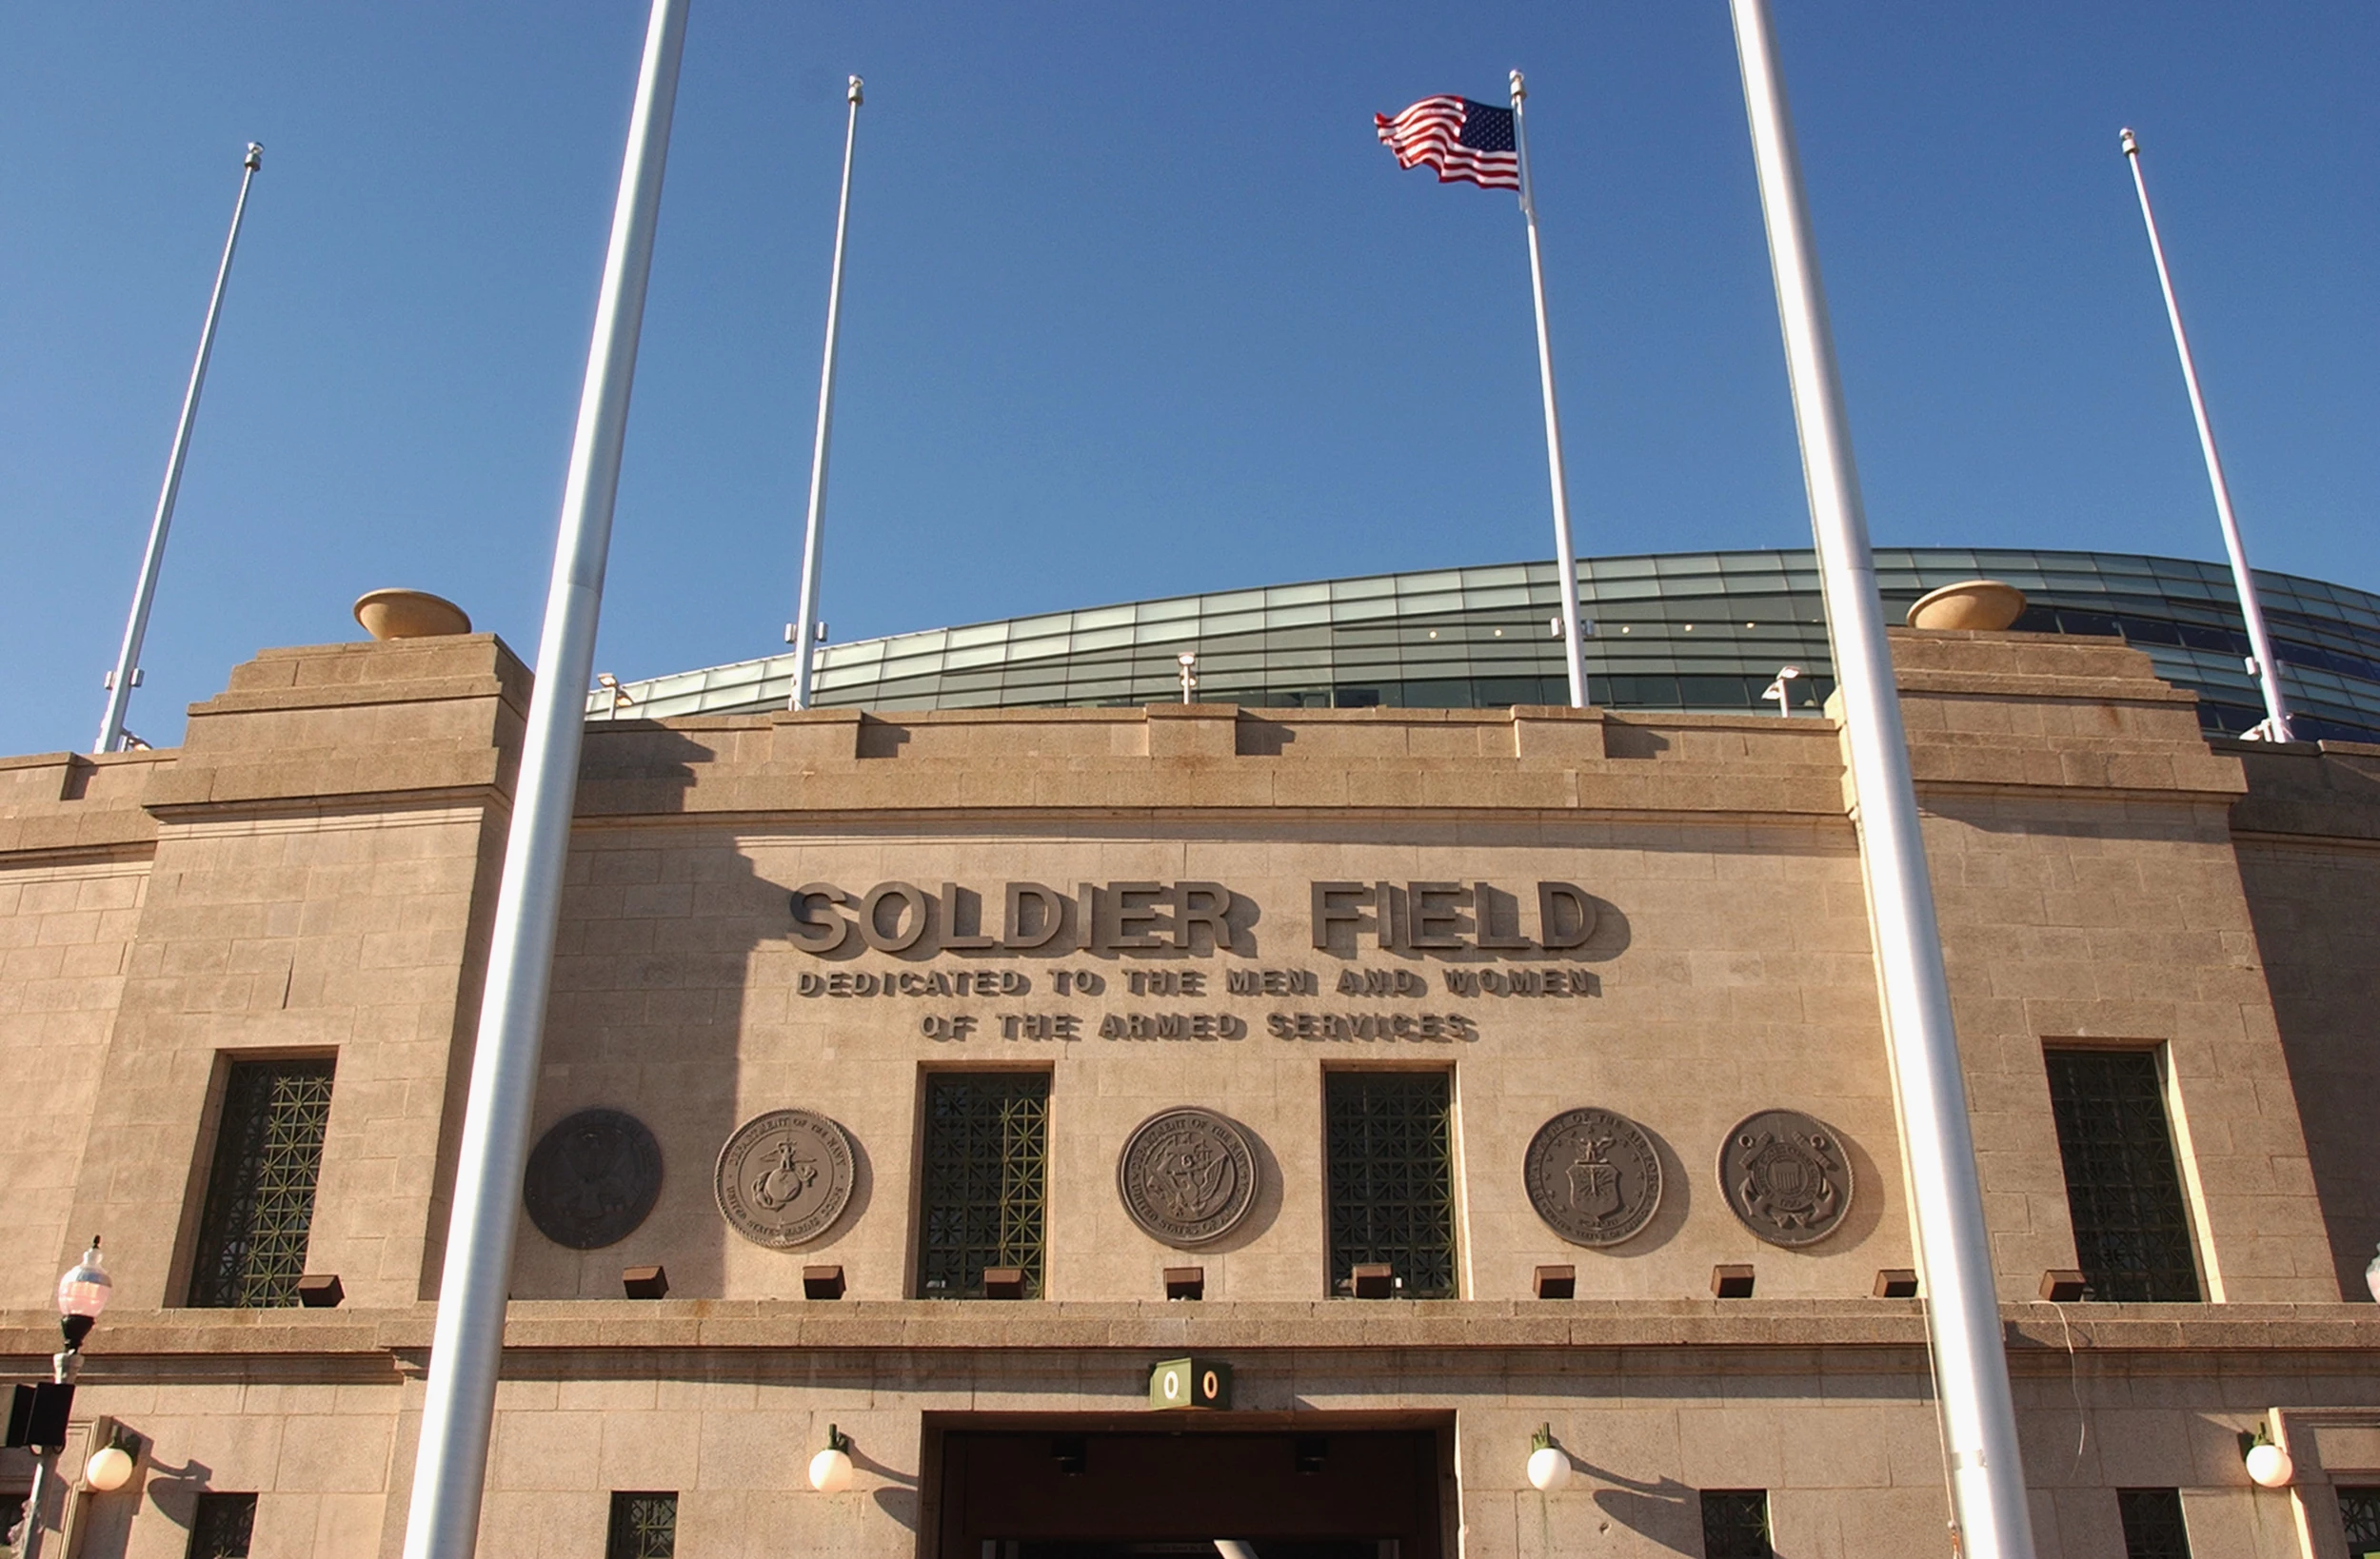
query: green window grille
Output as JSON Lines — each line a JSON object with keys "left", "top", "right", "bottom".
{"left": 1324, "top": 1071, "right": 1458, "bottom": 1298}
{"left": 186, "top": 1491, "right": 257, "bottom": 1559}
{"left": 2118, "top": 1488, "right": 2192, "bottom": 1559}
{"left": 1699, "top": 1490, "right": 1773, "bottom": 1559}
{"left": 916, "top": 1072, "right": 1049, "bottom": 1298}
{"left": 2341, "top": 1487, "right": 2380, "bottom": 1558}
{"left": 187, "top": 1057, "right": 336, "bottom": 1309}
{"left": 2043, "top": 1048, "right": 2200, "bottom": 1301}
{"left": 605, "top": 1491, "right": 677, "bottom": 1559}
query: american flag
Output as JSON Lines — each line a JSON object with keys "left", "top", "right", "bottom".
{"left": 1374, "top": 95, "right": 1519, "bottom": 190}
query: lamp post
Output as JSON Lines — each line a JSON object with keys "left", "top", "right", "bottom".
{"left": 19, "top": 1239, "right": 111, "bottom": 1559}
{"left": 1761, "top": 664, "right": 1804, "bottom": 717}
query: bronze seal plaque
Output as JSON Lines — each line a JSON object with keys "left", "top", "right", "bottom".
{"left": 1117, "top": 1108, "right": 1260, "bottom": 1247}
{"left": 523, "top": 1108, "right": 664, "bottom": 1251}
{"left": 1524, "top": 1107, "right": 1663, "bottom": 1247}
{"left": 1719, "top": 1110, "right": 1854, "bottom": 1248}
{"left": 714, "top": 1109, "right": 857, "bottom": 1250}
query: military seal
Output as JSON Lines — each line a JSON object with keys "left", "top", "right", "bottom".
{"left": 1718, "top": 1109, "right": 1854, "bottom": 1248}
{"left": 524, "top": 1108, "right": 664, "bottom": 1251}
{"left": 715, "top": 1108, "right": 857, "bottom": 1249}
{"left": 1117, "top": 1108, "right": 1260, "bottom": 1247}
{"left": 1524, "top": 1107, "right": 1664, "bottom": 1248}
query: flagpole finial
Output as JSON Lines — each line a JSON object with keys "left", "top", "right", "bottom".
{"left": 2119, "top": 126, "right": 2139, "bottom": 157}
{"left": 846, "top": 75, "right": 863, "bottom": 106}
{"left": 244, "top": 143, "right": 263, "bottom": 170}
{"left": 1510, "top": 69, "right": 1526, "bottom": 104}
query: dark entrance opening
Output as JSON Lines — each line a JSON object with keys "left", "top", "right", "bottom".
{"left": 934, "top": 1425, "right": 1446, "bottom": 1559}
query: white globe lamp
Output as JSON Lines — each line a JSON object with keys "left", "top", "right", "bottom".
{"left": 809, "top": 1426, "right": 854, "bottom": 1493}
{"left": 2245, "top": 1439, "right": 2293, "bottom": 1490}
{"left": 85, "top": 1444, "right": 136, "bottom": 1491}
{"left": 1525, "top": 1426, "right": 1572, "bottom": 1492}
{"left": 2364, "top": 1242, "right": 2379, "bottom": 1304}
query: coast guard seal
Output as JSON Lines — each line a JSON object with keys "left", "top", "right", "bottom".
{"left": 1524, "top": 1107, "right": 1663, "bottom": 1247}
{"left": 1719, "top": 1109, "right": 1854, "bottom": 1247}
{"left": 715, "top": 1108, "right": 856, "bottom": 1249}
{"left": 1118, "top": 1108, "right": 1260, "bottom": 1247}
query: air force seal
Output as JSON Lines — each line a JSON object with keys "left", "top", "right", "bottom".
{"left": 1524, "top": 1107, "right": 1664, "bottom": 1248}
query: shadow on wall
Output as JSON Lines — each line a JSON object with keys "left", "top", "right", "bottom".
{"left": 506, "top": 726, "right": 772, "bottom": 1301}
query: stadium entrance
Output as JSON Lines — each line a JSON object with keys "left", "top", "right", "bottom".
{"left": 931, "top": 1424, "right": 1449, "bottom": 1559}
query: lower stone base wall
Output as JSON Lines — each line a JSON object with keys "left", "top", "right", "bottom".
{"left": 9, "top": 1347, "right": 2370, "bottom": 1559}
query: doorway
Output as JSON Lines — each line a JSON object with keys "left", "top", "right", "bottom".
{"left": 934, "top": 1426, "right": 1445, "bottom": 1559}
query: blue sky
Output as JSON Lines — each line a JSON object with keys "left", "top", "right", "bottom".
{"left": 2, "top": 2, "right": 2373, "bottom": 753}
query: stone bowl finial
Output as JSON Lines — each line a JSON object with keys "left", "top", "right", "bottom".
{"left": 353, "top": 588, "right": 471, "bottom": 641}
{"left": 1906, "top": 580, "right": 2027, "bottom": 632}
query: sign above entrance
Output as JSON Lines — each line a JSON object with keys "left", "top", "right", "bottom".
{"left": 1149, "top": 1357, "right": 1233, "bottom": 1411}
{"left": 786, "top": 878, "right": 1601, "bottom": 958}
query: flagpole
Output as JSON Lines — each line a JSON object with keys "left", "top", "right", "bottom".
{"left": 1728, "top": 4, "right": 2036, "bottom": 1556}
{"left": 400, "top": 2, "right": 686, "bottom": 1553}
{"left": 788, "top": 75, "right": 863, "bottom": 712}
{"left": 1507, "top": 70, "right": 1589, "bottom": 710}
{"left": 94, "top": 143, "right": 263, "bottom": 756}
{"left": 2120, "top": 128, "right": 2294, "bottom": 741}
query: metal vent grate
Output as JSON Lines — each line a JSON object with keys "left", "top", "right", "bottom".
{"left": 1325, "top": 1071, "right": 1458, "bottom": 1299}
{"left": 2117, "top": 1488, "right": 2192, "bottom": 1559}
{"left": 1699, "top": 1490, "right": 1774, "bottom": 1559}
{"left": 188, "top": 1491, "right": 258, "bottom": 1559}
{"left": 188, "top": 1058, "right": 336, "bottom": 1309}
{"left": 916, "top": 1073, "right": 1049, "bottom": 1299}
{"left": 605, "top": 1491, "right": 677, "bottom": 1559}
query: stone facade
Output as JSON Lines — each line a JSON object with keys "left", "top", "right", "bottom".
{"left": 3, "top": 625, "right": 2377, "bottom": 1557}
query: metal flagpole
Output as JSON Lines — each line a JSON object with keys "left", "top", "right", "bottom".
{"left": 94, "top": 143, "right": 264, "bottom": 756}
{"left": 400, "top": 2, "right": 686, "bottom": 1553}
{"left": 2120, "top": 128, "right": 2294, "bottom": 741}
{"left": 788, "top": 75, "right": 863, "bottom": 712}
{"left": 1727, "top": 4, "right": 2037, "bottom": 1556}
{"left": 1507, "top": 71, "right": 1589, "bottom": 710}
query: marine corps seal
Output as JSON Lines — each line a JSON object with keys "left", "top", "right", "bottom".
{"left": 715, "top": 1108, "right": 857, "bottom": 1249}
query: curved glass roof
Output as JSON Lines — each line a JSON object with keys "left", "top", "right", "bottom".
{"left": 592, "top": 547, "right": 2380, "bottom": 744}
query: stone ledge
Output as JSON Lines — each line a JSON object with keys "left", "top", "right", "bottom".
{"left": 9, "top": 1300, "right": 2375, "bottom": 1368}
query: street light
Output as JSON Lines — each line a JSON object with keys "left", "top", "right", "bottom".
{"left": 1177, "top": 652, "right": 1198, "bottom": 704}
{"left": 1761, "top": 665, "right": 1805, "bottom": 717}
{"left": 18, "top": 1238, "right": 111, "bottom": 1559}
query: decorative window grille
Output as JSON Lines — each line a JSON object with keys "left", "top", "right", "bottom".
{"left": 605, "top": 1491, "right": 678, "bottom": 1559}
{"left": 2339, "top": 1487, "right": 2380, "bottom": 1557}
{"left": 187, "top": 1491, "right": 258, "bottom": 1559}
{"left": 1324, "top": 1071, "right": 1458, "bottom": 1298}
{"left": 187, "top": 1057, "right": 336, "bottom": 1309}
{"left": 1699, "top": 1490, "right": 1774, "bottom": 1559}
{"left": 2117, "top": 1488, "right": 2192, "bottom": 1559}
{"left": 2042, "top": 1048, "right": 2200, "bottom": 1301}
{"left": 916, "top": 1073, "right": 1049, "bottom": 1299}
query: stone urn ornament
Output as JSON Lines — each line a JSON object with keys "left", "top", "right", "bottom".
{"left": 353, "top": 588, "right": 472, "bottom": 640}
{"left": 1905, "top": 580, "right": 2027, "bottom": 632}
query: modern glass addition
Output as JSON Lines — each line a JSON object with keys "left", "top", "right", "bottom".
{"left": 1699, "top": 1490, "right": 1775, "bottom": 1559}
{"left": 187, "top": 1056, "right": 337, "bottom": 1309}
{"left": 916, "top": 1072, "right": 1050, "bottom": 1299}
{"left": 2117, "top": 1488, "right": 2192, "bottom": 1559}
{"left": 1323, "top": 1071, "right": 1458, "bottom": 1299}
{"left": 2043, "top": 1048, "right": 2201, "bottom": 1303}
{"left": 594, "top": 547, "right": 2380, "bottom": 746}
{"left": 605, "top": 1492, "right": 678, "bottom": 1559}
{"left": 186, "top": 1491, "right": 258, "bottom": 1559}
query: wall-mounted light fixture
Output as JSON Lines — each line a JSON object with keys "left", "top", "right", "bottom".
{"left": 809, "top": 1425, "right": 854, "bottom": 1493}
{"left": 2241, "top": 1422, "right": 2293, "bottom": 1489}
{"left": 1526, "top": 1425, "right": 1572, "bottom": 1492}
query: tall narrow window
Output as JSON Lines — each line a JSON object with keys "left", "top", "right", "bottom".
{"left": 187, "top": 1057, "right": 336, "bottom": 1308}
{"left": 2339, "top": 1488, "right": 2380, "bottom": 1557}
{"left": 2117, "top": 1489, "right": 2192, "bottom": 1559}
{"left": 606, "top": 1491, "right": 677, "bottom": 1559}
{"left": 1699, "top": 1490, "right": 1774, "bottom": 1559}
{"left": 916, "top": 1073, "right": 1049, "bottom": 1298}
{"left": 1324, "top": 1071, "right": 1457, "bottom": 1298}
{"left": 2042, "top": 1048, "right": 2199, "bottom": 1301}
{"left": 187, "top": 1491, "right": 257, "bottom": 1559}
